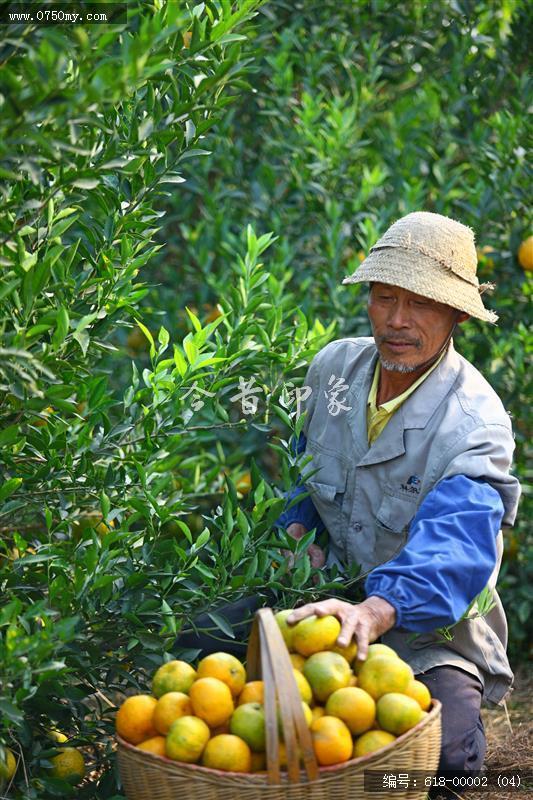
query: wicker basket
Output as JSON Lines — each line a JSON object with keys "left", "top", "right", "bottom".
{"left": 117, "top": 608, "right": 441, "bottom": 799}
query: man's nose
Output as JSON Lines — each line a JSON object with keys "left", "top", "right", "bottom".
{"left": 387, "top": 301, "right": 411, "bottom": 328}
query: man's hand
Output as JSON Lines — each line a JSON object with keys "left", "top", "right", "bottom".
{"left": 286, "top": 596, "right": 396, "bottom": 660}
{"left": 285, "top": 522, "right": 326, "bottom": 569}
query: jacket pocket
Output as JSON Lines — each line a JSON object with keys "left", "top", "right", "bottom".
{"left": 373, "top": 492, "right": 416, "bottom": 566}
{"left": 306, "top": 480, "right": 342, "bottom": 503}
{"left": 306, "top": 470, "right": 348, "bottom": 539}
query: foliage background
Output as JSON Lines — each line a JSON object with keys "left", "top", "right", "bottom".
{"left": 0, "top": 1, "right": 531, "bottom": 797}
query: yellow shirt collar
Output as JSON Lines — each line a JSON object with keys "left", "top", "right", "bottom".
{"left": 367, "top": 349, "right": 447, "bottom": 444}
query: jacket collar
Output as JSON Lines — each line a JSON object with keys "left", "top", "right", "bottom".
{"left": 348, "top": 340, "right": 461, "bottom": 467}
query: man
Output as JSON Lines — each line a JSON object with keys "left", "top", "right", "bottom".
{"left": 276, "top": 212, "right": 521, "bottom": 779}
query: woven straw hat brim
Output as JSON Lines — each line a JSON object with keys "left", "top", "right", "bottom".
{"left": 342, "top": 247, "right": 498, "bottom": 324}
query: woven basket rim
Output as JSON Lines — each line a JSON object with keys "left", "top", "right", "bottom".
{"left": 117, "top": 698, "right": 441, "bottom": 783}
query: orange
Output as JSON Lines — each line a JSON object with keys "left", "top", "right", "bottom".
{"left": 152, "top": 660, "right": 197, "bottom": 698}
{"left": 310, "top": 716, "right": 353, "bottom": 766}
{"left": 325, "top": 686, "right": 376, "bottom": 735}
{"left": 221, "top": 470, "right": 253, "bottom": 495}
{"left": 230, "top": 702, "right": 265, "bottom": 752}
{"left": 34, "top": 406, "right": 55, "bottom": 427}
{"left": 47, "top": 729, "right": 68, "bottom": 744}
{"left": 49, "top": 748, "right": 85, "bottom": 784}
{"left": 116, "top": 694, "right": 158, "bottom": 744}
{"left": 353, "top": 643, "right": 398, "bottom": 675}
{"left": 292, "top": 669, "right": 313, "bottom": 705}
{"left": 366, "top": 643, "right": 398, "bottom": 659}
{"left": 518, "top": 236, "right": 533, "bottom": 271}
{"left": 292, "top": 615, "right": 341, "bottom": 657}
{"left": 236, "top": 472, "right": 252, "bottom": 494}
{"left": 376, "top": 693, "right": 423, "bottom": 735}
{"left": 189, "top": 677, "right": 234, "bottom": 727}
{"left": 250, "top": 751, "right": 266, "bottom": 772}
{"left": 166, "top": 716, "right": 210, "bottom": 763}
{"left": 72, "top": 514, "right": 114, "bottom": 541}
{"left": 95, "top": 518, "right": 114, "bottom": 536}
{"left": 357, "top": 656, "right": 413, "bottom": 700}
{"left": 196, "top": 652, "right": 246, "bottom": 697}
{"left": 238, "top": 680, "right": 264, "bottom": 705}
{"left": 137, "top": 736, "right": 167, "bottom": 756}
{"left": 405, "top": 680, "right": 431, "bottom": 711}
{"left": 311, "top": 706, "right": 325, "bottom": 722}
{"left": 289, "top": 653, "right": 306, "bottom": 671}
{"left": 277, "top": 741, "right": 288, "bottom": 768}
{"left": 303, "top": 651, "right": 351, "bottom": 703}
{"left": 348, "top": 674, "right": 358, "bottom": 686}
{"left": 330, "top": 640, "right": 358, "bottom": 663}
{"left": 153, "top": 691, "right": 192, "bottom": 735}
{"left": 277, "top": 741, "right": 302, "bottom": 769}
{"left": 202, "top": 734, "right": 252, "bottom": 772}
{"left": 301, "top": 701, "right": 313, "bottom": 727}
{"left": 0, "top": 748, "right": 17, "bottom": 781}
{"left": 353, "top": 730, "right": 396, "bottom": 757}
{"left": 274, "top": 609, "right": 297, "bottom": 650}
{"left": 203, "top": 303, "right": 223, "bottom": 323}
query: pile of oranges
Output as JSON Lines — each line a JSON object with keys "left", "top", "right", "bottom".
{"left": 115, "top": 610, "right": 431, "bottom": 772}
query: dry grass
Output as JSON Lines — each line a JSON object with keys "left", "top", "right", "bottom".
{"left": 450, "top": 666, "right": 533, "bottom": 800}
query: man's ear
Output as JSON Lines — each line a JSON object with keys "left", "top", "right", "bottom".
{"left": 456, "top": 312, "right": 470, "bottom": 325}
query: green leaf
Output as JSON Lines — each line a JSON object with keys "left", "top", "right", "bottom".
{"left": 183, "top": 335, "right": 198, "bottom": 365}
{"left": 52, "top": 306, "right": 69, "bottom": 350}
{"left": 0, "top": 425, "right": 22, "bottom": 447}
{"left": 0, "top": 478, "right": 22, "bottom": 503}
{"left": 100, "top": 491, "right": 111, "bottom": 518}
{"left": 207, "top": 611, "right": 235, "bottom": 639}
{"left": 72, "top": 178, "right": 100, "bottom": 189}
{"left": 158, "top": 326, "right": 170, "bottom": 349}
{"left": 136, "top": 321, "right": 155, "bottom": 355}
{"left": 160, "top": 175, "right": 186, "bottom": 184}
{"left": 0, "top": 699, "right": 23, "bottom": 723}
{"left": 273, "top": 405, "right": 292, "bottom": 429}
{"left": 194, "top": 528, "right": 210, "bottom": 549}
{"left": 173, "top": 345, "right": 188, "bottom": 376}
{"left": 185, "top": 306, "right": 202, "bottom": 333}
{"left": 176, "top": 521, "right": 193, "bottom": 544}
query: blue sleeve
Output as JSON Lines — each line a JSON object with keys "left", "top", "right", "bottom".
{"left": 274, "top": 432, "right": 326, "bottom": 534}
{"left": 365, "top": 475, "right": 504, "bottom": 632}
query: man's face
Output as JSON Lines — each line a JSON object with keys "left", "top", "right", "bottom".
{"left": 367, "top": 283, "right": 467, "bottom": 373}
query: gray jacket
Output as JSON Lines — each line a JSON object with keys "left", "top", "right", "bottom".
{"left": 300, "top": 337, "right": 521, "bottom": 703}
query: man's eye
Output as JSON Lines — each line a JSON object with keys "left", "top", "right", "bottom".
{"left": 378, "top": 294, "right": 393, "bottom": 301}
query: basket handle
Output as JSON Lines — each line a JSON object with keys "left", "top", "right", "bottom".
{"left": 246, "top": 608, "right": 319, "bottom": 785}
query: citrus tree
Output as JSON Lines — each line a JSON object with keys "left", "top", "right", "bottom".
{"left": 0, "top": 3, "right": 338, "bottom": 797}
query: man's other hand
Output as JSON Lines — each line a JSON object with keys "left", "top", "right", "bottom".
{"left": 285, "top": 522, "right": 326, "bottom": 569}
{"left": 286, "top": 596, "right": 396, "bottom": 660}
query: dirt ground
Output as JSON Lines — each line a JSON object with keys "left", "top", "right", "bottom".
{"left": 459, "top": 666, "right": 532, "bottom": 800}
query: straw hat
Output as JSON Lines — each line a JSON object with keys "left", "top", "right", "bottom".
{"left": 342, "top": 211, "right": 498, "bottom": 323}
